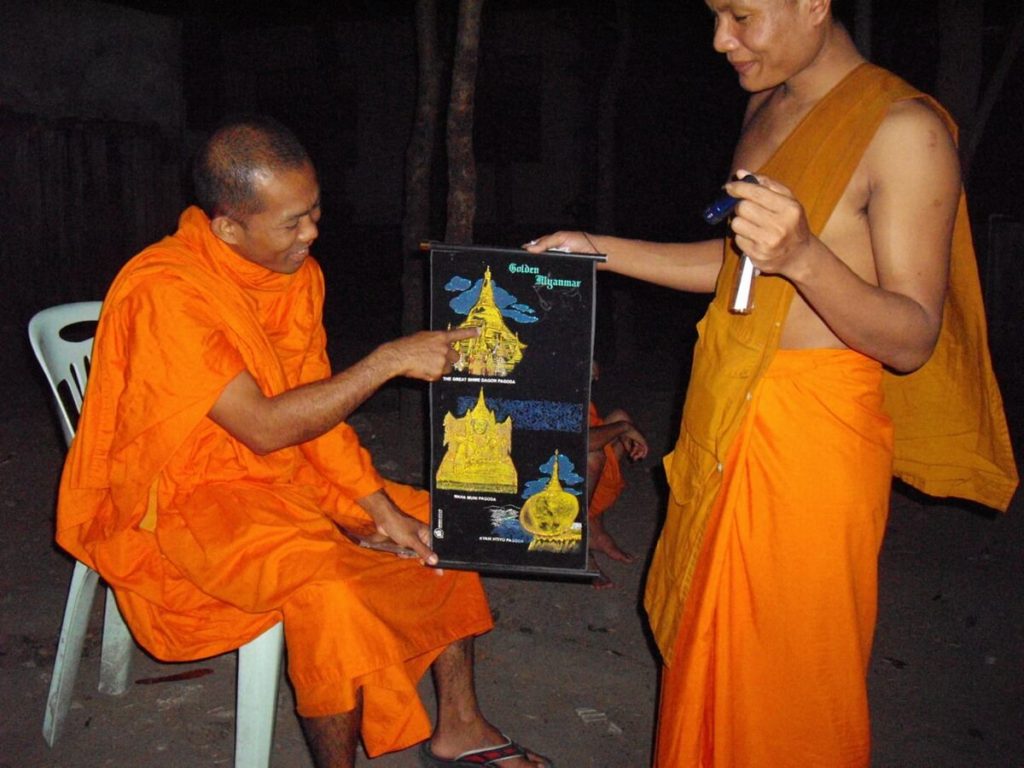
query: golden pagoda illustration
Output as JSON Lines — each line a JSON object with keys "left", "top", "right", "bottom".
{"left": 519, "top": 451, "right": 582, "bottom": 553}
{"left": 451, "top": 266, "right": 527, "bottom": 377}
{"left": 435, "top": 388, "right": 518, "bottom": 494}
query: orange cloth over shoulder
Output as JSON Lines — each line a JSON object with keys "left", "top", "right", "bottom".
{"left": 56, "top": 207, "right": 492, "bottom": 755}
{"left": 644, "top": 63, "right": 1018, "bottom": 661}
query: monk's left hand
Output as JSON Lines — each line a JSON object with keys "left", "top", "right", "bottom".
{"left": 725, "top": 170, "right": 817, "bottom": 279}
{"left": 357, "top": 490, "right": 438, "bottom": 566}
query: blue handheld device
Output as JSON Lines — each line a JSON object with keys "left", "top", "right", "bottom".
{"left": 702, "top": 174, "right": 760, "bottom": 225}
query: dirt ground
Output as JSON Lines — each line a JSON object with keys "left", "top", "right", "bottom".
{"left": 1, "top": 319, "right": 1022, "bottom": 768}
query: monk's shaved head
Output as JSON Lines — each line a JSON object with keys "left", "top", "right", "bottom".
{"left": 193, "top": 115, "right": 311, "bottom": 219}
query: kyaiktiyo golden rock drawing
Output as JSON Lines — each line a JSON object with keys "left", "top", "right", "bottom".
{"left": 436, "top": 388, "right": 518, "bottom": 494}
{"left": 451, "top": 266, "right": 526, "bottom": 376}
{"left": 519, "top": 452, "right": 582, "bottom": 553}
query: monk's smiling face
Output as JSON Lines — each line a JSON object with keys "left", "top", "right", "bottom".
{"left": 216, "top": 161, "right": 322, "bottom": 274}
{"left": 705, "top": 0, "right": 827, "bottom": 93}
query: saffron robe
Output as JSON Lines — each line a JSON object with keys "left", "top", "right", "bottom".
{"left": 644, "top": 64, "right": 1018, "bottom": 764}
{"left": 56, "top": 207, "right": 493, "bottom": 756}
{"left": 588, "top": 403, "right": 626, "bottom": 517}
{"left": 655, "top": 349, "right": 891, "bottom": 766}
{"left": 645, "top": 62, "right": 1017, "bottom": 661}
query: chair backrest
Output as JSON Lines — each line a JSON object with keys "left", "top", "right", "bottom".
{"left": 28, "top": 302, "right": 103, "bottom": 447}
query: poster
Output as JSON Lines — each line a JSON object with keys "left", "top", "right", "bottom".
{"left": 426, "top": 242, "right": 604, "bottom": 577}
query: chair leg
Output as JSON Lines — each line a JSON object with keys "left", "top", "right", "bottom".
{"left": 234, "top": 623, "right": 284, "bottom": 768}
{"left": 42, "top": 561, "right": 100, "bottom": 747}
{"left": 98, "top": 588, "right": 132, "bottom": 695}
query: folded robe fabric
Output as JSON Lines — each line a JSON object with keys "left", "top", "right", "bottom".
{"left": 57, "top": 206, "right": 492, "bottom": 755}
{"left": 645, "top": 62, "right": 1018, "bottom": 664}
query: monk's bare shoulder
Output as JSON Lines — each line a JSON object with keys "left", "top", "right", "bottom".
{"left": 863, "top": 98, "right": 961, "bottom": 197}
{"left": 857, "top": 96, "right": 959, "bottom": 327}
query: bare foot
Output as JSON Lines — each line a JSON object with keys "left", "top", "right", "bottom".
{"left": 588, "top": 515, "right": 635, "bottom": 564}
{"left": 591, "top": 560, "right": 615, "bottom": 590}
{"left": 421, "top": 734, "right": 552, "bottom": 767}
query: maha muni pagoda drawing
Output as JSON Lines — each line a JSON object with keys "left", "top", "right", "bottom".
{"left": 435, "top": 388, "right": 518, "bottom": 494}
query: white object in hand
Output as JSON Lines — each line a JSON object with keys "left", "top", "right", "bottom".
{"left": 730, "top": 255, "right": 758, "bottom": 314}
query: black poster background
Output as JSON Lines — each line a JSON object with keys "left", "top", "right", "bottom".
{"left": 427, "top": 243, "right": 603, "bottom": 577}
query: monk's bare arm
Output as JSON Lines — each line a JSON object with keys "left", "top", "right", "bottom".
{"left": 208, "top": 327, "right": 478, "bottom": 455}
{"left": 523, "top": 231, "right": 724, "bottom": 294}
{"left": 590, "top": 419, "right": 649, "bottom": 462}
{"left": 728, "top": 101, "right": 959, "bottom": 372}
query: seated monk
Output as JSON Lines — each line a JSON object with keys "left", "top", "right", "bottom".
{"left": 57, "top": 115, "right": 552, "bottom": 768}
{"left": 587, "top": 362, "right": 649, "bottom": 589}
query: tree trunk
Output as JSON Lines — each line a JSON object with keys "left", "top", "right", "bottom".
{"left": 444, "top": 0, "right": 484, "bottom": 245}
{"left": 399, "top": 0, "right": 442, "bottom": 436}
{"left": 402, "top": 0, "right": 441, "bottom": 336}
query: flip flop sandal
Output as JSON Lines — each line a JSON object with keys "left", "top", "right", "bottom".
{"left": 418, "top": 735, "right": 555, "bottom": 767}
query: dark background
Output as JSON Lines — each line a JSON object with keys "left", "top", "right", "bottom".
{"left": 1, "top": 0, "right": 1021, "bottom": 435}
{"left": 1, "top": 5, "right": 1021, "bottom": 765}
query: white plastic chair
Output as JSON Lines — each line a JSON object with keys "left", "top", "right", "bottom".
{"left": 30, "top": 302, "right": 285, "bottom": 767}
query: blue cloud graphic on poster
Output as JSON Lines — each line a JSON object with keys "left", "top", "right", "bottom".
{"left": 445, "top": 276, "right": 539, "bottom": 324}
{"left": 455, "top": 396, "right": 583, "bottom": 432}
{"left": 522, "top": 452, "right": 585, "bottom": 499}
{"left": 488, "top": 505, "right": 531, "bottom": 542}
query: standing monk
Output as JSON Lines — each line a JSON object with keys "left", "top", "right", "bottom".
{"left": 527, "top": 1, "right": 1017, "bottom": 765}
{"left": 58, "top": 115, "right": 552, "bottom": 768}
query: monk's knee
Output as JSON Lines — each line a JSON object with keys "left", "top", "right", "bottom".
{"left": 605, "top": 407, "right": 630, "bottom": 423}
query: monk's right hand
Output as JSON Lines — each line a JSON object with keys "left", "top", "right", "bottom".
{"left": 522, "top": 231, "right": 600, "bottom": 255}
{"left": 380, "top": 327, "right": 479, "bottom": 381}
{"left": 357, "top": 490, "right": 438, "bottom": 566}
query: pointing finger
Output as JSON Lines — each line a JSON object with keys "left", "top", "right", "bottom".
{"left": 445, "top": 326, "right": 480, "bottom": 343}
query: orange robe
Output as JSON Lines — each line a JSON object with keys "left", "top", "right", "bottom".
{"left": 588, "top": 403, "right": 625, "bottom": 517}
{"left": 57, "top": 207, "right": 493, "bottom": 756}
{"left": 656, "top": 349, "right": 891, "bottom": 766}
{"left": 645, "top": 64, "right": 1018, "bottom": 766}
